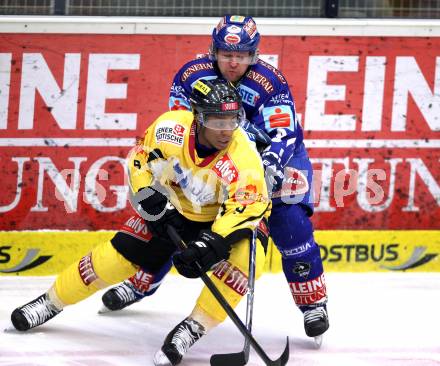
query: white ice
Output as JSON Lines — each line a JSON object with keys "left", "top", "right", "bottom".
{"left": 1, "top": 272, "right": 439, "bottom": 366}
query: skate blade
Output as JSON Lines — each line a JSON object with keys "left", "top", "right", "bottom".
{"left": 97, "top": 305, "right": 111, "bottom": 314}
{"left": 3, "top": 320, "right": 17, "bottom": 333}
{"left": 153, "top": 349, "right": 173, "bottom": 366}
{"left": 314, "top": 335, "right": 323, "bottom": 349}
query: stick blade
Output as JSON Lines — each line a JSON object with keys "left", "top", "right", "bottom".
{"left": 269, "top": 336, "right": 290, "bottom": 366}
{"left": 211, "top": 336, "right": 289, "bottom": 366}
{"left": 210, "top": 351, "right": 247, "bottom": 366}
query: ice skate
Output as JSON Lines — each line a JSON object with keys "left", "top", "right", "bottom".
{"left": 99, "top": 280, "right": 143, "bottom": 313}
{"left": 153, "top": 317, "right": 206, "bottom": 366}
{"left": 10, "top": 293, "right": 62, "bottom": 331}
{"left": 303, "top": 305, "right": 329, "bottom": 348}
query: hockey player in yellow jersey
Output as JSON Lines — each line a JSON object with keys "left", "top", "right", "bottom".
{"left": 10, "top": 79, "right": 271, "bottom": 365}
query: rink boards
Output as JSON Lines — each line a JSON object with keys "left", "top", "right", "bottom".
{"left": 0, "top": 230, "right": 438, "bottom": 275}
{"left": 1, "top": 19, "right": 439, "bottom": 277}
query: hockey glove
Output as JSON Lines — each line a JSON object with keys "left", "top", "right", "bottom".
{"left": 241, "top": 120, "right": 272, "bottom": 152}
{"left": 173, "top": 230, "right": 231, "bottom": 278}
{"left": 137, "top": 186, "right": 185, "bottom": 239}
{"left": 261, "top": 150, "right": 285, "bottom": 192}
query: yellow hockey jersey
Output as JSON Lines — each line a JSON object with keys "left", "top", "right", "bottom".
{"left": 128, "top": 110, "right": 270, "bottom": 238}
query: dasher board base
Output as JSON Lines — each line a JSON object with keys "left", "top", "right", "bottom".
{"left": 0, "top": 230, "right": 439, "bottom": 275}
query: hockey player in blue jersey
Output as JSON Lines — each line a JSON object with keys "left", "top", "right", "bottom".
{"left": 102, "top": 15, "right": 329, "bottom": 342}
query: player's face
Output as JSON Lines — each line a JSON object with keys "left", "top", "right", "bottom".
{"left": 198, "top": 114, "right": 237, "bottom": 150}
{"left": 216, "top": 49, "right": 252, "bottom": 82}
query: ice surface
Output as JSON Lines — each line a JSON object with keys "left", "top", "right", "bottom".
{"left": 1, "top": 272, "right": 439, "bottom": 366}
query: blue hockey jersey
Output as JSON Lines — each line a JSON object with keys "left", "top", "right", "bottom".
{"left": 169, "top": 56, "right": 306, "bottom": 169}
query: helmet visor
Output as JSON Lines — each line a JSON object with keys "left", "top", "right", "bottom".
{"left": 203, "top": 115, "right": 240, "bottom": 131}
{"left": 201, "top": 109, "right": 245, "bottom": 131}
{"left": 216, "top": 51, "right": 254, "bottom": 65}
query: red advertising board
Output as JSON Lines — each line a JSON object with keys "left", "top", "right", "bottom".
{"left": 0, "top": 33, "right": 439, "bottom": 230}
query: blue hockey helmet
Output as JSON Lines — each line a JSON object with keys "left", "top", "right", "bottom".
{"left": 210, "top": 15, "right": 260, "bottom": 64}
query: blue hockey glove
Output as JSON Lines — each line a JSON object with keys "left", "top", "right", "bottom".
{"left": 241, "top": 120, "right": 272, "bottom": 152}
{"left": 173, "top": 230, "right": 231, "bottom": 278}
{"left": 261, "top": 150, "right": 285, "bottom": 192}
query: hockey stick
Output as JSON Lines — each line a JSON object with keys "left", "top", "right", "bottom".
{"left": 210, "top": 229, "right": 257, "bottom": 366}
{"left": 167, "top": 225, "right": 289, "bottom": 366}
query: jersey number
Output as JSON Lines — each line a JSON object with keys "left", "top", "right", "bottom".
{"left": 133, "top": 160, "right": 141, "bottom": 169}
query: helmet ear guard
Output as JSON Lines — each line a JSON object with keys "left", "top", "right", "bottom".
{"left": 250, "top": 48, "right": 259, "bottom": 65}
{"left": 208, "top": 42, "right": 216, "bottom": 61}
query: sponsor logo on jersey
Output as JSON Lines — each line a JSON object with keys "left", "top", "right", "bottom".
{"left": 283, "top": 167, "right": 309, "bottom": 195}
{"left": 212, "top": 154, "right": 239, "bottom": 184}
{"left": 173, "top": 124, "right": 185, "bottom": 136}
{"left": 233, "top": 184, "right": 259, "bottom": 205}
{"left": 121, "top": 214, "right": 152, "bottom": 242}
{"left": 224, "top": 34, "right": 241, "bottom": 44}
{"left": 272, "top": 168, "right": 309, "bottom": 198}
{"left": 130, "top": 269, "right": 155, "bottom": 293}
{"left": 245, "top": 70, "right": 274, "bottom": 93}
{"left": 238, "top": 84, "right": 260, "bottom": 107}
{"left": 155, "top": 120, "right": 186, "bottom": 146}
{"left": 213, "top": 261, "right": 248, "bottom": 296}
{"left": 289, "top": 273, "right": 327, "bottom": 305}
{"left": 258, "top": 59, "right": 287, "bottom": 84}
{"left": 78, "top": 253, "right": 98, "bottom": 286}
{"left": 169, "top": 96, "right": 190, "bottom": 111}
{"left": 270, "top": 92, "right": 294, "bottom": 106}
{"left": 262, "top": 105, "right": 293, "bottom": 130}
{"left": 243, "top": 18, "right": 258, "bottom": 39}
{"left": 181, "top": 62, "right": 214, "bottom": 82}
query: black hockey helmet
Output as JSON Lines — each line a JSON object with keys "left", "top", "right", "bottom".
{"left": 190, "top": 79, "right": 244, "bottom": 130}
